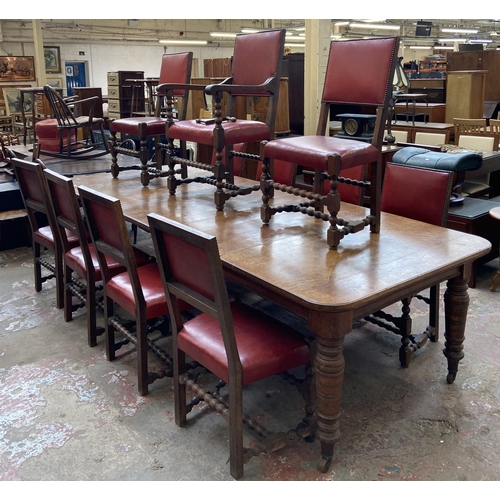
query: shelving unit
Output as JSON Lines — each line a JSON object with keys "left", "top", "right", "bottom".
{"left": 107, "top": 71, "right": 145, "bottom": 121}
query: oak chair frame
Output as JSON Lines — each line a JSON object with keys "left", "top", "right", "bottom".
{"left": 259, "top": 37, "right": 399, "bottom": 249}
{"left": 109, "top": 52, "right": 193, "bottom": 186}
{"left": 148, "top": 213, "right": 316, "bottom": 479}
{"left": 78, "top": 186, "right": 175, "bottom": 396}
{"left": 158, "top": 29, "right": 286, "bottom": 212}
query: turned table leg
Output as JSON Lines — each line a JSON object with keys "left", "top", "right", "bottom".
{"left": 443, "top": 275, "right": 469, "bottom": 384}
{"left": 310, "top": 311, "right": 352, "bottom": 473}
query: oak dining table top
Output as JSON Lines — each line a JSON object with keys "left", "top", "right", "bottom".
{"left": 74, "top": 169, "right": 489, "bottom": 313}
{"left": 73, "top": 167, "right": 491, "bottom": 472}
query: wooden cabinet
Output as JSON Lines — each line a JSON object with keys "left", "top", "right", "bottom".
{"left": 107, "top": 71, "right": 144, "bottom": 120}
{"left": 445, "top": 70, "right": 487, "bottom": 123}
{"left": 249, "top": 77, "right": 290, "bottom": 136}
{"left": 447, "top": 51, "right": 500, "bottom": 102}
{"left": 72, "top": 87, "right": 103, "bottom": 118}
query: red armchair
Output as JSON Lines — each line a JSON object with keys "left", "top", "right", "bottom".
{"left": 260, "top": 37, "right": 399, "bottom": 249}
{"left": 158, "top": 29, "right": 285, "bottom": 211}
{"left": 109, "top": 52, "right": 193, "bottom": 186}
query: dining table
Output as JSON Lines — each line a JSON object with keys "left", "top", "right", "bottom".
{"left": 73, "top": 168, "right": 491, "bottom": 472}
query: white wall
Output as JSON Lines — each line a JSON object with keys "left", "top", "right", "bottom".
{"left": 0, "top": 40, "right": 235, "bottom": 92}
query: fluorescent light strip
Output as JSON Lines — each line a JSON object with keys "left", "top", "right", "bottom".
{"left": 158, "top": 39, "right": 207, "bottom": 45}
{"left": 438, "top": 38, "right": 466, "bottom": 43}
{"left": 441, "top": 28, "right": 478, "bottom": 34}
{"left": 349, "top": 23, "right": 400, "bottom": 30}
{"left": 210, "top": 32, "right": 238, "bottom": 38}
{"left": 409, "top": 46, "right": 432, "bottom": 49}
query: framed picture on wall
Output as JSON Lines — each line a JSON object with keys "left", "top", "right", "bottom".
{"left": 2, "top": 88, "right": 33, "bottom": 116}
{"left": 0, "top": 56, "right": 36, "bottom": 82}
{"left": 46, "top": 77, "right": 63, "bottom": 88}
{"left": 44, "top": 46, "right": 61, "bottom": 74}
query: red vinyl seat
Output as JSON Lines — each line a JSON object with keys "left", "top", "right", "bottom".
{"left": 158, "top": 29, "right": 285, "bottom": 211}
{"left": 148, "top": 213, "right": 313, "bottom": 480}
{"left": 109, "top": 52, "right": 193, "bottom": 186}
{"left": 260, "top": 37, "right": 399, "bottom": 249}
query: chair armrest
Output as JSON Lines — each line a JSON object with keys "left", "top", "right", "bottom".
{"left": 71, "top": 96, "right": 98, "bottom": 104}
{"left": 205, "top": 77, "right": 277, "bottom": 97}
{"left": 156, "top": 83, "right": 207, "bottom": 94}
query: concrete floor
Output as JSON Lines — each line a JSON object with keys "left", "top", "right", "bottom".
{"left": 1, "top": 222, "right": 500, "bottom": 483}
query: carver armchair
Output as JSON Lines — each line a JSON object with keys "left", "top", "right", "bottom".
{"left": 260, "top": 37, "right": 399, "bottom": 249}
{"left": 159, "top": 29, "right": 285, "bottom": 211}
{"left": 109, "top": 52, "right": 193, "bottom": 186}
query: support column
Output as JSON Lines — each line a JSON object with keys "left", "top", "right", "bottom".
{"left": 304, "top": 20, "right": 331, "bottom": 135}
{"left": 32, "top": 20, "right": 46, "bottom": 87}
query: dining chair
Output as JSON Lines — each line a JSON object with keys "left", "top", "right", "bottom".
{"left": 458, "top": 134, "right": 498, "bottom": 198}
{"left": 78, "top": 185, "right": 192, "bottom": 395}
{"left": 453, "top": 117, "right": 487, "bottom": 138}
{"left": 109, "top": 52, "right": 193, "bottom": 186}
{"left": 490, "top": 119, "right": 500, "bottom": 135}
{"left": 365, "top": 162, "right": 453, "bottom": 367}
{"left": 147, "top": 213, "right": 314, "bottom": 479}
{"left": 9, "top": 153, "right": 82, "bottom": 309}
{"left": 42, "top": 169, "right": 152, "bottom": 347}
{"left": 414, "top": 131, "right": 448, "bottom": 146}
{"left": 36, "top": 85, "right": 109, "bottom": 160}
{"left": 260, "top": 37, "right": 399, "bottom": 249}
{"left": 159, "top": 28, "right": 286, "bottom": 211}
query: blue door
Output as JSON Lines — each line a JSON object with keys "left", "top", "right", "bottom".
{"left": 65, "top": 62, "right": 87, "bottom": 96}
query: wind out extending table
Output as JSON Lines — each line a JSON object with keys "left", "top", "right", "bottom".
{"left": 74, "top": 168, "right": 491, "bottom": 472}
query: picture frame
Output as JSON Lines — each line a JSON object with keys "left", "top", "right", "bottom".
{"left": 0, "top": 56, "right": 36, "bottom": 82}
{"left": 44, "top": 46, "right": 61, "bottom": 74}
{"left": 46, "top": 77, "right": 63, "bottom": 88}
{"left": 2, "top": 88, "right": 33, "bottom": 116}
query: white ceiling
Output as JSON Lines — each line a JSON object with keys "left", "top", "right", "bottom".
{"left": 1, "top": 19, "right": 499, "bottom": 49}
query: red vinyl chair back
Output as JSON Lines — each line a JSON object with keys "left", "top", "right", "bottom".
{"left": 11, "top": 156, "right": 51, "bottom": 231}
{"left": 158, "top": 52, "right": 193, "bottom": 98}
{"left": 322, "top": 37, "right": 397, "bottom": 107}
{"left": 381, "top": 163, "right": 453, "bottom": 227}
{"left": 43, "top": 169, "right": 90, "bottom": 256}
{"left": 323, "top": 164, "right": 367, "bottom": 205}
{"left": 231, "top": 29, "right": 284, "bottom": 92}
{"left": 78, "top": 186, "right": 138, "bottom": 287}
{"left": 157, "top": 52, "right": 193, "bottom": 117}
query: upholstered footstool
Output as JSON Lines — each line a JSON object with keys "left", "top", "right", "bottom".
{"left": 391, "top": 146, "right": 483, "bottom": 204}
{"left": 35, "top": 119, "right": 76, "bottom": 152}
